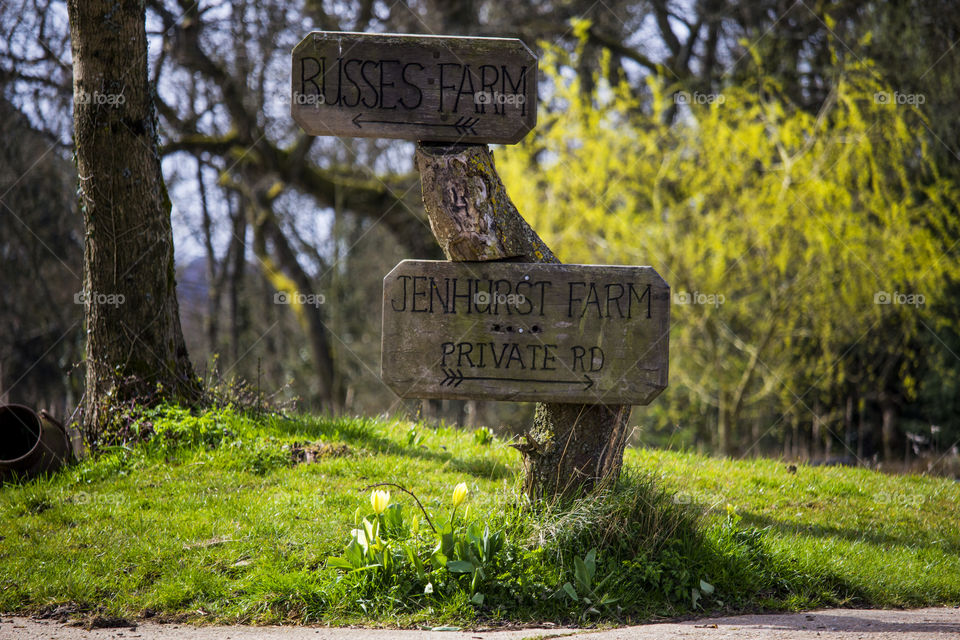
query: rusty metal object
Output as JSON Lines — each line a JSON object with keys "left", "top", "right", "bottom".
{"left": 0, "top": 404, "right": 72, "bottom": 482}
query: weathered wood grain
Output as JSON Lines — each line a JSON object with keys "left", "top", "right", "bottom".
{"left": 291, "top": 32, "right": 538, "bottom": 144}
{"left": 416, "top": 141, "right": 554, "bottom": 260}
{"left": 381, "top": 260, "right": 670, "bottom": 404}
{"left": 414, "top": 143, "right": 650, "bottom": 500}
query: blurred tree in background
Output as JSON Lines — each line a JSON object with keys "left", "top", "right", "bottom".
{"left": 1, "top": 0, "right": 957, "bottom": 465}
{"left": 499, "top": 43, "right": 959, "bottom": 461}
{"left": 0, "top": 95, "right": 82, "bottom": 416}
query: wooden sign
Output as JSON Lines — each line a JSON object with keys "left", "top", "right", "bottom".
{"left": 291, "top": 32, "right": 537, "bottom": 144}
{"left": 381, "top": 261, "right": 669, "bottom": 404}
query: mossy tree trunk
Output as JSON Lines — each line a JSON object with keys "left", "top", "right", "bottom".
{"left": 67, "top": 0, "right": 200, "bottom": 442}
{"left": 416, "top": 143, "right": 632, "bottom": 501}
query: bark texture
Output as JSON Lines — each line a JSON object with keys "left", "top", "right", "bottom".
{"left": 68, "top": 0, "right": 199, "bottom": 439}
{"left": 417, "top": 143, "right": 555, "bottom": 262}
{"left": 415, "top": 142, "right": 632, "bottom": 501}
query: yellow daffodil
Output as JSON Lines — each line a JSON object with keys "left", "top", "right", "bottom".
{"left": 370, "top": 489, "right": 390, "bottom": 514}
{"left": 452, "top": 482, "right": 468, "bottom": 508}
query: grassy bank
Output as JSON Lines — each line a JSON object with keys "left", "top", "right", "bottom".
{"left": 0, "top": 406, "right": 957, "bottom": 626}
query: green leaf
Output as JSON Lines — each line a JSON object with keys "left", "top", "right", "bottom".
{"left": 584, "top": 548, "right": 597, "bottom": 577}
{"left": 440, "top": 531, "right": 454, "bottom": 557}
{"left": 344, "top": 540, "right": 364, "bottom": 567}
{"left": 446, "top": 560, "right": 475, "bottom": 574}
{"left": 470, "top": 592, "right": 485, "bottom": 605}
{"left": 384, "top": 503, "right": 404, "bottom": 536}
{"left": 562, "top": 581, "right": 579, "bottom": 601}
{"left": 362, "top": 517, "right": 378, "bottom": 545}
{"left": 574, "top": 555, "right": 591, "bottom": 591}
{"left": 699, "top": 579, "right": 715, "bottom": 595}
{"left": 349, "top": 563, "right": 382, "bottom": 573}
{"left": 326, "top": 556, "right": 354, "bottom": 570}
{"left": 594, "top": 569, "right": 616, "bottom": 592}
{"left": 406, "top": 547, "right": 425, "bottom": 581}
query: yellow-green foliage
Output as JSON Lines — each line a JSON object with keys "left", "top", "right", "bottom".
{"left": 499, "top": 46, "right": 959, "bottom": 445}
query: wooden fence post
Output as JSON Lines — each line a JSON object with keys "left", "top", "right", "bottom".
{"left": 415, "top": 142, "right": 632, "bottom": 501}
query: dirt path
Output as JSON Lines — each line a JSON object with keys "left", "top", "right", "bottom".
{"left": 1, "top": 607, "right": 958, "bottom": 639}
{"left": 583, "top": 607, "right": 960, "bottom": 639}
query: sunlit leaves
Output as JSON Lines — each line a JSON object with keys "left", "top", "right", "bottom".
{"left": 500, "top": 48, "right": 958, "bottom": 441}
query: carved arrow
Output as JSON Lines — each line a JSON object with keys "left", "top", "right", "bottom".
{"left": 440, "top": 368, "right": 594, "bottom": 390}
{"left": 352, "top": 113, "right": 479, "bottom": 135}
{"left": 452, "top": 116, "right": 479, "bottom": 134}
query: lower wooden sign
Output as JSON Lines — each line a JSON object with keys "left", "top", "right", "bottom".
{"left": 381, "top": 260, "right": 670, "bottom": 404}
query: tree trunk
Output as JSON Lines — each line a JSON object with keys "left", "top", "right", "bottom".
{"left": 856, "top": 396, "right": 866, "bottom": 459}
{"left": 811, "top": 402, "right": 822, "bottom": 461}
{"left": 880, "top": 393, "right": 897, "bottom": 461}
{"left": 197, "top": 159, "right": 221, "bottom": 361}
{"left": 791, "top": 413, "right": 800, "bottom": 459}
{"left": 68, "top": 0, "right": 200, "bottom": 440}
{"left": 228, "top": 196, "right": 247, "bottom": 367}
{"left": 717, "top": 393, "right": 731, "bottom": 456}
{"left": 249, "top": 196, "right": 342, "bottom": 411}
{"left": 844, "top": 393, "right": 854, "bottom": 458}
{"left": 415, "top": 142, "right": 632, "bottom": 501}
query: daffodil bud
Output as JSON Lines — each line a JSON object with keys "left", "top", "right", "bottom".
{"left": 370, "top": 489, "right": 390, "bottom": 514}
{"left": 452, "top": 482, "right": 468, "bottom": 508}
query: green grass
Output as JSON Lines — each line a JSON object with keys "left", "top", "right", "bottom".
{"left": 637, "top": 448, "right": 960, "bottom": 607}
{"left": 0, "top": 406, "right": 957, "bottom": 626}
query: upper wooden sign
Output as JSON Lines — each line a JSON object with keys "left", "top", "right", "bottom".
{"left": 381, "top": 261, "right": 670, "bottom": 405}
{"left": 291, "top": 32, "right": 538, "bottom": 144}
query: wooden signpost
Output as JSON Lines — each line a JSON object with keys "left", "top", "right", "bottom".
{"left": 382, "top": 260, "right": 670, "bottom": 405}
{"left": 291, "top": 31, "right": 670, "bottom": 499}
{"left": 291, "top": 32, "right": 537, "bottom": 144}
